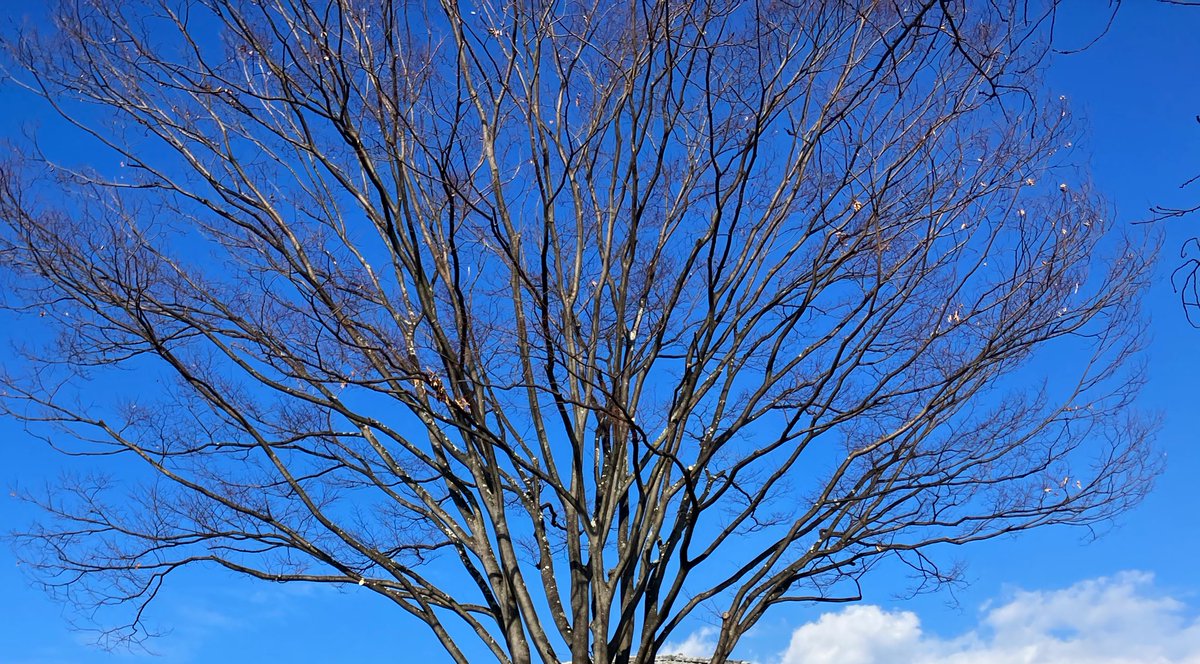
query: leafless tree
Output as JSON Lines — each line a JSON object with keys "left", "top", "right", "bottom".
{"left": 0, "top": 1, "right": 1158, "bottom": 663}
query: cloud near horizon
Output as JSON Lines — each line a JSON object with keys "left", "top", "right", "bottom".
{"left": 666, "top": 572, "right": 1200, "bottom": 664}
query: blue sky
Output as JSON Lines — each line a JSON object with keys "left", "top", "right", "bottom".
{"left": 2, "top": 2, "right": 1200, "bottom": 662}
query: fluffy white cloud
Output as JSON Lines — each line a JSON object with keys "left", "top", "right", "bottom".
{"left": 780, "top": 604, "right": 922, "bottom": 664}
{"left": 664, "top": 626, "right": 718, "bottom": 659}
{"left": 777, "top": 572, "right": 1200, "bottom": 664}
{"left": 663, "top": 572, "right": 1200, "bottom": 664}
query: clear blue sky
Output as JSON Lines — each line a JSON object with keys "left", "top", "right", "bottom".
{"left": 2, "top": 3, "right": 1199, "bottom": 662}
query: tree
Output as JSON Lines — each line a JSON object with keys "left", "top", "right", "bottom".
{"left": 0, "top": 1, "right": 1157, "bottom": 662}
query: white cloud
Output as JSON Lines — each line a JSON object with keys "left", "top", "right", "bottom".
{"left": 778, "top": 572, "right": 1200, "bottom": 664}
{"left": 780, "top": 604, "right": 921, "bottom": 664}
{"left": 664, "top": 626, "right": 718, "bottom": 658}
{"left": 665, "top": 572, "right": 1200, "bottom": 664}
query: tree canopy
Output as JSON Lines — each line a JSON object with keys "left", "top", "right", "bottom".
{"left": 0, "top": 1, "right": 1158, "bottom": 662}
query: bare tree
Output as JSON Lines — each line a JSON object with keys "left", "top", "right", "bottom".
{"left": 0, "top": 1, "right": 1158, "bottom": 663}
